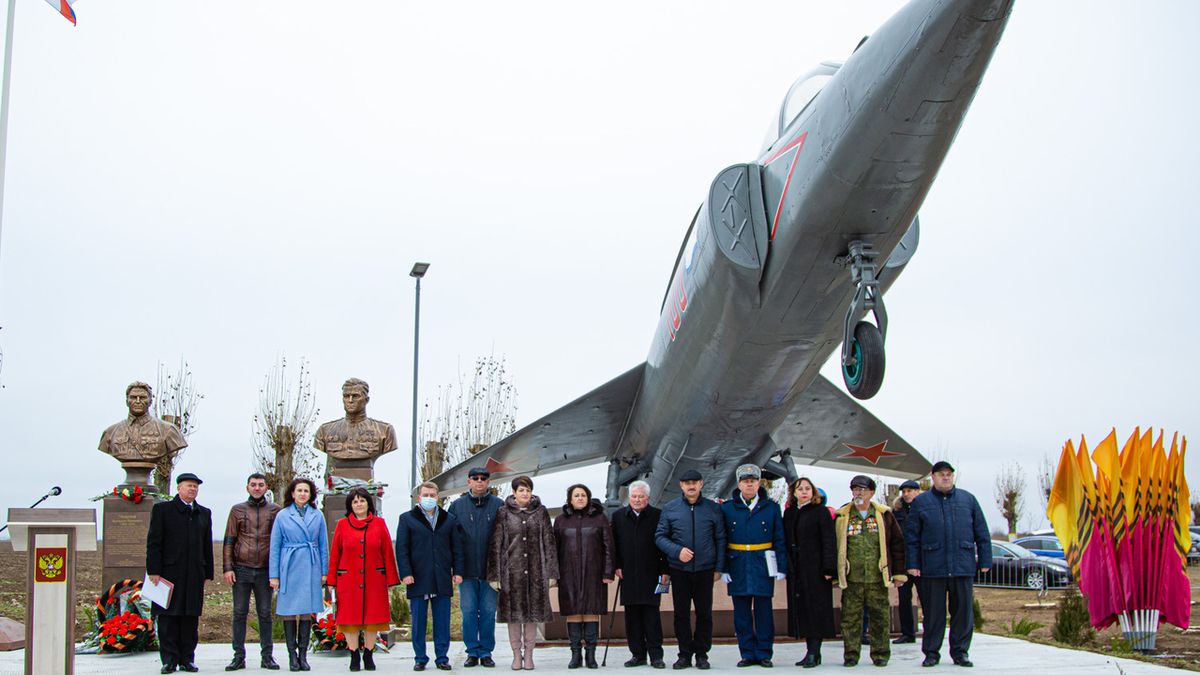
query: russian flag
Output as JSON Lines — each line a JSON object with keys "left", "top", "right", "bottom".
{"left": 43, "top": 0, "right": 77, "bottom": 25}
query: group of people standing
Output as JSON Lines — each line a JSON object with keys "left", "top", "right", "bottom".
{"left": 145, "top": 460, "right": 990, "bottom": 675}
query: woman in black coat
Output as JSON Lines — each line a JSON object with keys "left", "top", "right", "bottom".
{"left": 553, "top": 484, "right": 616, "bottom": 669}
{"left": 783, "top": 477, "right": 836, "bottom": 668}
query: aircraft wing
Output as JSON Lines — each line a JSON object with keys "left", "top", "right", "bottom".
{"left": 429, "top": 363, "right": 646, "bottom": 495}
{"left": 771, "top": 374, "right": 931, "bottom": 480}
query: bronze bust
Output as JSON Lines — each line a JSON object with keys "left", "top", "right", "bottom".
{"left": 98, "top": 382, "right": 187, "bottom": 462}
{"left": 313, "top": 378, "right": 397, "bottom": 461}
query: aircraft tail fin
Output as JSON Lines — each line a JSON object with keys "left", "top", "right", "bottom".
{"left": 771, "top": 374, "right": 931, "bottom": 479}
{"left": 429, "top": 363, "right": 646, "bottom": 495}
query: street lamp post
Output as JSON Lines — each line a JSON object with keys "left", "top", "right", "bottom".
{"left": 409, "top": 262, "right": 430, "bottom": 492}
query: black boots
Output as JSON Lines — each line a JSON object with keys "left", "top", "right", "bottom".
{"left": 296, "top": 620, "right": 312, "bottom": 671}
{"left": 567, "top": 623, "right": 584, "bottom": 669}
{"left": 283, "top": 621, "right": 300, "bottom": 672}
{"left": 350, "top": 649, "right": 362, "bottom": 672}
{"left": 583, "top": 622, "right": 599, "bottom": 669}
{"left": 363, "top": 648, "right": 377, "bottom": 671}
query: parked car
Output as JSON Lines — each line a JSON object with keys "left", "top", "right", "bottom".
{"left": 976, "top": 540, "right": 1073, "bottom": 589}
{"left": 1013, "top": 535, "right": 1066, "bottom": 559}
{"left": 1189, "top": 526, "right": 1200, "bottom": 565}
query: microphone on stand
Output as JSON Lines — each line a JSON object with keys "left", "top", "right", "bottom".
{"left": 0, "top": 487, "right": 63, "bottom": 533}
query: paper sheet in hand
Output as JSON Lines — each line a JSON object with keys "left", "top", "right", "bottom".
{"left": 142, "top": 574, "right": 174, "bottom": 609}
{"left": 765, "top": 551, "right": 778, "bottom": 577}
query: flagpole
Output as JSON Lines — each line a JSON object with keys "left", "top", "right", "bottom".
{"left": 0, "top": 0, "right": 15, "bottom": 269}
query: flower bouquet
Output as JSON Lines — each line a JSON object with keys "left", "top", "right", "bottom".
{"left": 312, "top": 613, "right": 348, "bottom": 652}
{"left": 90, "top": 485, "right": 169, "bottom": 503}
{"left": 76, "top": 579, "right": 157, "bottom": 654}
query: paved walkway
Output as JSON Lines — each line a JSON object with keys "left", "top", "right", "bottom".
{"left": 0, "top": 635, "right": 1184, "bottom": 675}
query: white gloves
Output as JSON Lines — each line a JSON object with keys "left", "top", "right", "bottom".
{"left": 549, "top": 579, "right": 557, "bottom": 588}
{"left": 489, "top": 581, "right": 501, "bottom": 591}
{"left": 720, "top": 573, "right": 732, "bottom": 584}
{"left": 774, "top": 573, "right": 786, "bottom": 581}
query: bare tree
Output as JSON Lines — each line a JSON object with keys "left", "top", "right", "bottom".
{"left": 151, "top": 357, "right": 203, "bottom": 493}
{"left": 1037, "top": 451, "right": 1056, "bottom": 517}
{"left": 251, "top": 356, "right": 322, "bottom": 504}
{"left": 419, "top": 355, "right": 518, "bottom": 483}
{"left": 1191, "top": 498, "right": 1199, "bottom": 527}
{"left": 994, "top": 461, "right": 1027, "bottom": 539}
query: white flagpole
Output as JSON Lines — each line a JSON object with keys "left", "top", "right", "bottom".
{"left": 0, "top": 0, "right": 16, "bottom": 270}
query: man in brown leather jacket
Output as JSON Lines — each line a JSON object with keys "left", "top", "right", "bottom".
{"left": 223, "top": 473, "right": 283, "bottom": 671}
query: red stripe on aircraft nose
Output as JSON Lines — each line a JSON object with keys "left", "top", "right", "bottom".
{"left": 762, "top": 132, "right": 808, "bottom": 241}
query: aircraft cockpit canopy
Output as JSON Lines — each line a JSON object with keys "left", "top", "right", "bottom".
{"left": 759, "top": 61, "right": 842, "bottom": 156}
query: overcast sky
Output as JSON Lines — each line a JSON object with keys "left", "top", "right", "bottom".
{"left": 1, "top": 0, "right": 1196, "bottom": 538}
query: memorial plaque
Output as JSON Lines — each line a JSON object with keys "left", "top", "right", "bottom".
{"left": 103, "top": 508, "right": 150, "bottom": 567}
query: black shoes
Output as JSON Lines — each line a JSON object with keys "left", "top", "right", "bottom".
{"left": 872, "top": 659, "right": 888, "bottom": 667}
{"left": 695, "top": 656, "right": 710, "bottom": 670}
{"left": 651, "top": 659, "right": 666, "bottom": 669}
{"left": 843, "top": 659, "right": 858, "bottom": 668}
{"left": 262, "top": 655, "right": 281, "bottom": 671}
{"left": 437, "top": 662, "right": 453, "bottom": 670}
{"left": 759, "top": 660, "right": 773, "bottom": 668}
{"left": 161, "top": 666, "right": 177, "bottom": 674}
{"left": 626, "top": 657, "right": 648, "bottom": 668}
{"left": 953, "top": 659, "right": 973, "bottom": 668}
{"left": 226, "top": 657, "right": 246, "bottom": 671}
{"left": 796, "top": 654, "right": 821, "bottom": 668}
{"left": 180, "top": 665, "right": 199, "bottom": 673}
{"left": 466, "top": 657, "right": 480, "bottom": 668}
{"left": 737, "top": 659, "right": 759, "bottom": 667}
{"left": 673, "top": 657, "right": 691, "bottom": 670}
{"left": 892, "top": 636, "right": 916, "bottom": 644}
{"left": 921, "top": 656, "right": 939, "bottom": 668}
{"left": 481, "top": 657, "right": 496, "bottom": 668}
{"left": 414, "top": 663, "right": 427, "bottom": 671}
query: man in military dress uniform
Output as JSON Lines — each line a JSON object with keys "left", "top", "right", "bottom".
{"left": 99, "top": 382, "right": 187, "bottom": 462}
{"left": 313, "top": 378, "right": 398, "bottom": 463}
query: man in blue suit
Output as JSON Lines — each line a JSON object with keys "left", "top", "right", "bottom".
{"left": 721, "top": 465, "right": 786, "bottom": 668}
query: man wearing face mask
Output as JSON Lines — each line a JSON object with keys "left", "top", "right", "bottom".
{"left": 834, "top": 476, "right": 906, "bottom": 668}
{"left": 397, "top": 482, "right": 466, "bottom": 671}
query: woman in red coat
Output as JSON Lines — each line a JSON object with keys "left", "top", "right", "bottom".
{"left": 328, "top": 487, "right": 401, "bottom": 672}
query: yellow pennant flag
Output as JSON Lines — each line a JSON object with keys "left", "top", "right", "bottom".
{"left": 1092, "top": 429, "right": 1122, "bottom": 534}
{"left": 1048, "top": 439, "right": 1084, "bottom": 579}
{"left": 1120, "top": 428, "right": 1141, "bottom": 528}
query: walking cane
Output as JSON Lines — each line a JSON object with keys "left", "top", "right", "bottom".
{"left": 602, "top": 579, "right": 622, "bottom": 666}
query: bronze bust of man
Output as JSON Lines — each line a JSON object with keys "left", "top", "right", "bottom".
{"left": 98, "top": 381, "right": 187, "bottom": 462}
{"left": 314, "top": 378, "right": 397, "bottom": 462}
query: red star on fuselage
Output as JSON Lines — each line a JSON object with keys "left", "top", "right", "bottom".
{"left": 484, "top": 456, "right": 525, "bottom": 475}
{"left": 838, "top": 441, "right": 902, "bottom": 465}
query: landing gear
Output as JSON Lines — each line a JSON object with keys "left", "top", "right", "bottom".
{"left": 836, "top": 240, "right": 887, "bottom": 400}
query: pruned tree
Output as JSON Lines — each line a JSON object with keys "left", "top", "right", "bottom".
{"left": 1191, "top": 497, "right": 1200, "bottom": 526}
{"left": 1037, "top": 451, "right": 1056, "bottom": 517}
{"left": 252, "top": 356, "right": 322, "bottom": 504}
{"left": 151, "top": 357, "right": 203, "bottom": 494}
{"left": 994, "top": 461, "right": 1027, "bottom": 539}
{"left": 419, "top": 355, "right": 518, "bottom": 484}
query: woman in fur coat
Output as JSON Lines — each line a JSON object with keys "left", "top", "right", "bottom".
{"left": 487, "top": 476, "right": 559, "bottom": 670}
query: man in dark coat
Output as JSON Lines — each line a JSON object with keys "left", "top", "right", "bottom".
{"left": 146, "top": 473, "right": 214, "bottom": 674}
{"left": 720, "top": 465, "right": 787, "bottom": 668}
{"left": 449, "top": 467, "right": 504, "bottom": 668}
{"left": 611, "top": 480, "right": 669, "bottom": 669}
{"left": 891, "top": 479, "right": 923, "bottom": 645}
{"left": 654, "top": 470, "right": 726, "bottom": 671}
{"left": 397, "top": 482, "right": 465, "bottom": 671}
{"left": 905, "top": 462, "right": 991, "bottom": 668}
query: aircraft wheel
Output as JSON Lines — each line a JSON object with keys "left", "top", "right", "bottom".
{"left": 842, "top": 321, "right": 885, "bottom": 400}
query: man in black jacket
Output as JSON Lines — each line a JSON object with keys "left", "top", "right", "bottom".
{"left": 147, "top": 473, "right": 214, "bottom": 674}
{"left": 612, "top": 481, "right": 670, "bottom": 669}
{"left": 449, "top": 467, "right": 504, "bottom": 668}
{"left": 891, "top": 479, "right": 923, "bottom": 645}
{"left": 654, "top": 470, "right": 727, "bottom": 670}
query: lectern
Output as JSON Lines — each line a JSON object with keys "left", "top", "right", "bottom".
{"left": 7, "top": 508, "right": 97, "bottom": 675}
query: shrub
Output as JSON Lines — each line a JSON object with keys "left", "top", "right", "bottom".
{"left": 390, "top": 586, "right": 411, "bottom": 625}
{"left": 1051, "top": 586, "right": 1095, "bottom": 646}
{"left": 1006, "top": 617, "right": 1044, "bottom": 637}
{"left": 973, "top": 598, "right": 986, "bottom": 632}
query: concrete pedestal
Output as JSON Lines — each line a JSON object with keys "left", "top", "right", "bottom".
{"left": 101, "top": 495, "right": 161, "bottom": 593}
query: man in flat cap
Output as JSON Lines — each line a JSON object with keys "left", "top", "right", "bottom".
{"left": 147, "top": 473, "right": 214, "bottom": 674}
{"left": 891, "top": 480, "right": 923, "bottom": 645}
{"left": 449, "top": 467, "right": 504, "bottom": 668}
{"left": 905, "top": 462, "right": 991, "bottom": 668}
{"left": 834, "top": 475, "right": 906, "bottom": 668}
{"left": 720, "top": 464, "right": 786, "bottom": 668}
{"left": 655, "top": 470, "right": 726, "bottom": 670}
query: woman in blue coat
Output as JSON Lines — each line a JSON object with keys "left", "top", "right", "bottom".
{"left": 270, "top": 477, "right": 329, "bottom": 671}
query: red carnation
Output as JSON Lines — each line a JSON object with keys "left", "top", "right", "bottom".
{"left": 106, "top": 636, "right": 116, "bottom": 644}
